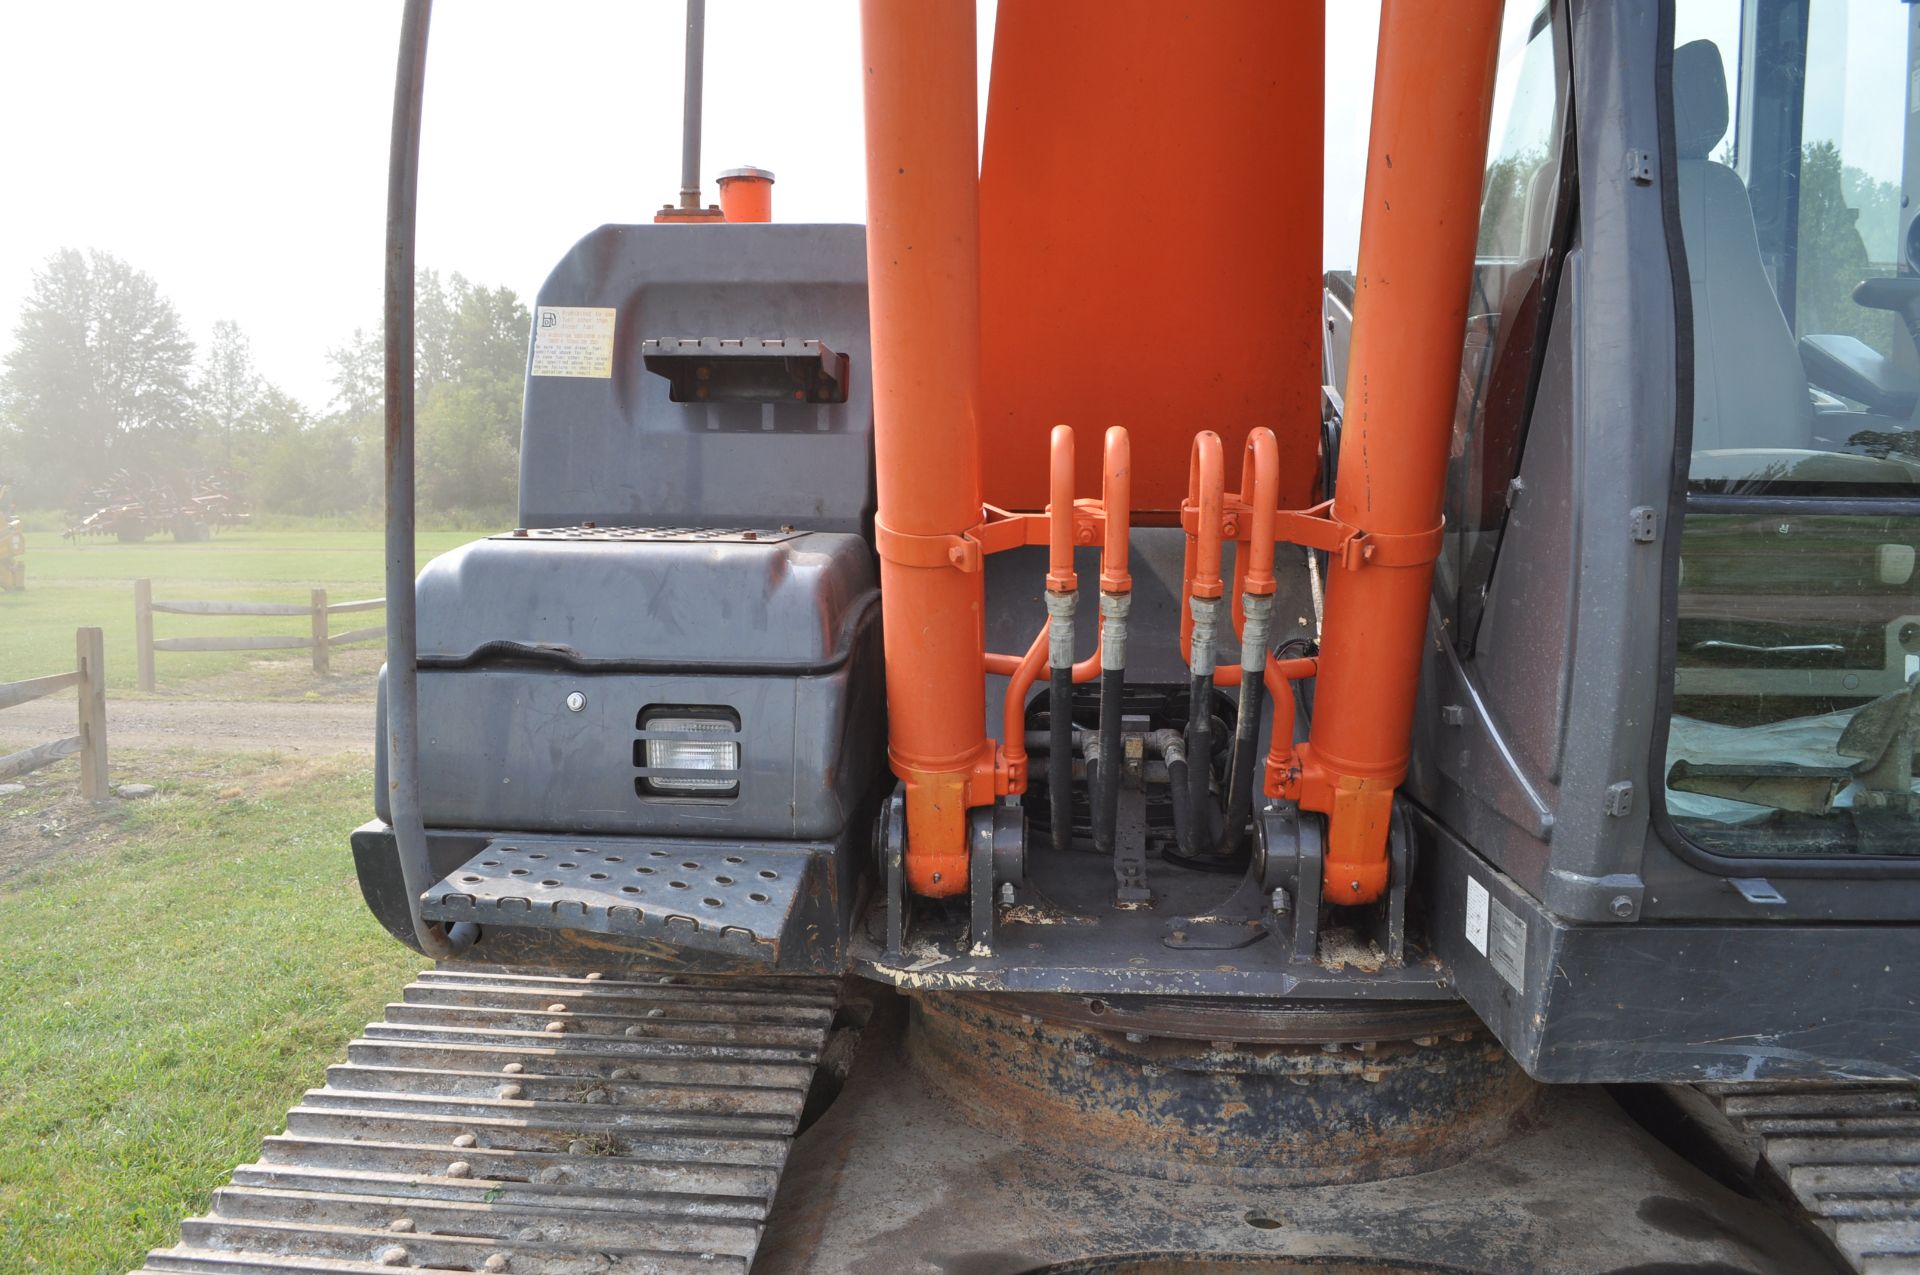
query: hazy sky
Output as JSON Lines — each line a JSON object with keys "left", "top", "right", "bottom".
{"left": 0, "top": 2, "right": 1383, "bottom": 411}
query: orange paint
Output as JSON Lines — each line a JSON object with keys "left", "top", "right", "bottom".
{"left": 1100, "top": 428, "right": 1132, "bottom": 595}
{"left": 977, "top": 0, "right": 1323, "bottom": 519}
{"left": 717, "top": 166, "right": 774, "bottom": 223}
{"left": 1047, "top": 427, "right": 1077, "bottom": 594}
{"left": 1292, "top": 0, "right": 1506, "bottom": 904}
{"left": 860, "top": 0, "right": 990, "bottom": 897}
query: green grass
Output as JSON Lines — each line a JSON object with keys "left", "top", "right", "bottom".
{"left": 0, "top": 527, "right": 476, "bottom": 692}
{"left": 0, "top": 750, "right": 417, "bottom": 1273}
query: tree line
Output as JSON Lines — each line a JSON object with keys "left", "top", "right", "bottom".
{"left": 0, "top": 248, "right": 530, "bottom": 522}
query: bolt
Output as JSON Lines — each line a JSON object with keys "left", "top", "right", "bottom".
{"left": 484, "top": 1257, "right": 510, "bottom": 1273}
{"left": 625, "top": 1025, "right": 647, "bottom": 1037}
{"left": 451, "top": 1133, "right": 478, "bottom": 1148}
{"left": 1270, "top": 888, "right": 1290, "bottom": 915}
{"left": 1124, "top": 1031, "right": 1148, "bottom": 1044}
{"left": 446, "top": 1160, "right": 473, "bottom": 1178}
{"left": 388, "top": 1218, "right": 416, "bottom": 1233}
{"left": 584, "top": 971, "right": 604, "bottom": 980}
{"left": 498, "top": 1083, "right": 524, "bottom": 1099}
{"left": 567, "top": 1140, "right": 591, "bottom": 1156}
{"left": 1412, "top": 1035, "right": 1438, "bottom": 1047}
{"left": 537, "top": 1166, "right": 566, "bottom": 1184}
{"left": 565, "top": 692, "right": 586, "bottom": 712}
{"left": 647, "top": 1007, "right": 665, "bottom": 1018}
{"left": 544, "top": 1020, "right": 567, "bottom": 1033}
{"left": 379, "top": 1248, "right": 409, "bottom": 1267}
{"left": 609, "top": 1068, "right": 633, "bottom": 1081}
{"left": 501, "top": 1062, "right": 523, "bottom": 1074}
{"left": 511, "top": 527, "right": 528, "bottom": 537}
{"left": 583, "top": 1089, "right": 610, "bottom": 1105}
{"left": 1000, "top": 882, "right": 1015, "bottom": 905}
{"left": 1610, "top": 894, "right": 1635, "bottom": 918}
{"left": 1170, "top": 929, "right": 1188, "bottom": 943}
{"left": 547, "top": 1002, "right": 567, "bottom": 1013}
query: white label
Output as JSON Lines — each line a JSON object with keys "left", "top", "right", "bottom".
{"left": 530, "top": 306, "right": 616, "bottom": 378}
{"left": 1464, "top": 876, "right": 1490, "bottom": 955}
{"left": 1488, "top": 894, "right": 1527, "bottom": 992}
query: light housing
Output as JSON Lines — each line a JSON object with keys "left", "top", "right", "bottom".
{"left": 637, "top": 707, "right": 741, "bottom": 797}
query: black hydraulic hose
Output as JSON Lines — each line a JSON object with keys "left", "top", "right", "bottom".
{"left": 1093, "top": 667, "right": 1124, "bottom": 855}
{"left": 1147, "top": 728, "right": 1192, "bottom": 851}
{"left": 385, "top": 0, "right": 474, "bottom": 959}
{"left": 1221, "top": 592, "right": 1274, "bottom": 858}
{"left": 1048, "top": 666, "right": 1074, "bottom": 852}
{"left": 1183, "top": 671, "right": 1214, "bottom": 855}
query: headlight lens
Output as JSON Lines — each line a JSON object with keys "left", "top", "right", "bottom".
{"left": 640, "top": 713, "right": 740, "bottom": 794}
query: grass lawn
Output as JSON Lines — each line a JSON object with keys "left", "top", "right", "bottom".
{"left": 0, "top": 527, "right": 477, "bottom": 693}
{"left": 0, "top": 750, "right": 416, "bottom": 1273}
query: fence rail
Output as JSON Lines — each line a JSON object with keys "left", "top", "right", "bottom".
{"left": 0, "top": 627, "right": 108, "bottom": 798}
{"left": 133, "top": 580, "right": 386, "bottom": 691}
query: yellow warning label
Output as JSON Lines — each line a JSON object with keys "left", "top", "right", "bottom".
{"left": 530, "top": 306, "right": 616, "bottom": 378}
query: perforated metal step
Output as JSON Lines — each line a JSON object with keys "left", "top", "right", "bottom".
{"left": 1703, "top": 1081, "right": 1920, "bottom": 1274}
{"left": 136, "top": 965, "right": 837, "bottom": 1275}
{"left": 421, "top": 837, "right": 829, "bottom": 968}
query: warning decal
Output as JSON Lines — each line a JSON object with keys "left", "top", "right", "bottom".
{"left": 1487, "top": 894, "right": 1527, "bottom": 992}
{"left": 1464, "top": 876, "right": 1490, "bottom": 955}
{"left": 530, "top": 306, "right": 616, "bottom": 378}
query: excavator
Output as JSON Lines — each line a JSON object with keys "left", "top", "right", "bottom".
{"left": 138, "top": 0, "right": 1920, "bottom": 1271}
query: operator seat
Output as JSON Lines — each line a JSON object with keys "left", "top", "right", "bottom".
{"left": 1674, "top": 39, "right": 1816, "bottom": 454}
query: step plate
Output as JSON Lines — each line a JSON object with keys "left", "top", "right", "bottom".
{"left": 422, "top": 836, "right": 827, "bottom": 967}
{"left": 138, "top": 964, "right": 837, "bottom": 1275}
{"left": 1703, "top": 1081, "right": 1920, "bottom": 1274}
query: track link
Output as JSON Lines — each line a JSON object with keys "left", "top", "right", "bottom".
{"left": 1703, "top": 1081, "right": 1920, "bottom": 1275}
{"left": 137, "top": 964, "right": 838, "bottom": 1275}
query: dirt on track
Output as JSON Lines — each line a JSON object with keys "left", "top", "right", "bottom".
{"left": 1, "top": 696, "right": 375, "bottom": 756}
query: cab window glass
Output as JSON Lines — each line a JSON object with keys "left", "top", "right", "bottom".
{"left": 1665, "top": 0, "right": 1920, "bottom": 858}
{"left": 1440, "top": 3, "right": 1566, "bottom": 651}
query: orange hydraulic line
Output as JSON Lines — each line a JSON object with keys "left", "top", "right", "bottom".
{"left": 860, "top": 0, "right": 990, "bottom": 898}
{"left": 1100, "top": 427, "right": 1132, "bottom": 594}
{"left": 1187, "top": 432, "right": 1225, "bottom": 601}
{"left": 1239, "top": 429, "right": 1278, "bottom": 596}
{"left": 1178, "top": 431, "right": 1228, "bottom": 664}
{"left": 999, "top": 624, "right": 1103, "bottom": 792}
{"left": 1297, "top": 0, "right": 1506, "bottom": 905}
{"left": 1047, "top": 427, "right": 1077, "bottom": 593}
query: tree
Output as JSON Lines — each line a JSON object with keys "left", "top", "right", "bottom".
{"left": 196, "top": 319, "right": 263, "bottom": 468}
{"left": 0, "top": 248, "right": 196, "bottom": 505}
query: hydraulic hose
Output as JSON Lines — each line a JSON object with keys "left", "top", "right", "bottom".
{"left": 1180, "top": 432, "right": 1225, "bottom": 857}
{"left": 1092, "top": 428, "right": 1133, "bottom": 861}
{"left": 384, "top": 0, "right": 474, "bottom": 959}
{"left": 1046, "top": 426, "right": 1078, "bottom": 855}
{"left": 1221, "top": 429, "right": 1278, "bottom": 858}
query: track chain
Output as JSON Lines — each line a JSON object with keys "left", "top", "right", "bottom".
{"left": 135, "top": 964, "right": 838, "bottom": 1274}
{"left": 1703, "top": 1081, "right": 1920, "bottom": 1275}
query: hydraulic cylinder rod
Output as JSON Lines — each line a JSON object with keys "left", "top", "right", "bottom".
{"left": 1302, "top": 0, "right": 1505, "bottom": 903}
{"left": 860, "top": 0, "right": 992, "bottom": 897}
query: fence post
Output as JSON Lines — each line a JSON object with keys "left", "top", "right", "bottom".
{"left": 311, "top": 587, "right": 330, "bottom": 676}
{"left": 134, "top": 578, "right": 156, "bottom": 693}
{"left": 75, "top": 626, "right": 108, "bottom": 801}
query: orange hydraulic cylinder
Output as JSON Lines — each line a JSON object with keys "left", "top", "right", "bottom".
{"left": 717, "top": 166, "right": 774, "bottom": 223}
{"left": 1300, "top": 0, "right": 1505, "bottom": 904}
{"left": 860, "top": 0, "right": 991, "bottom": 898}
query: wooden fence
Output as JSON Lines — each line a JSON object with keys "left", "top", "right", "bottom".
{"left": 133, "top": 579, "right": 385, "bottom": 691}
{"left": 0, "top": 627, "right": 108, "bottom": 799}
